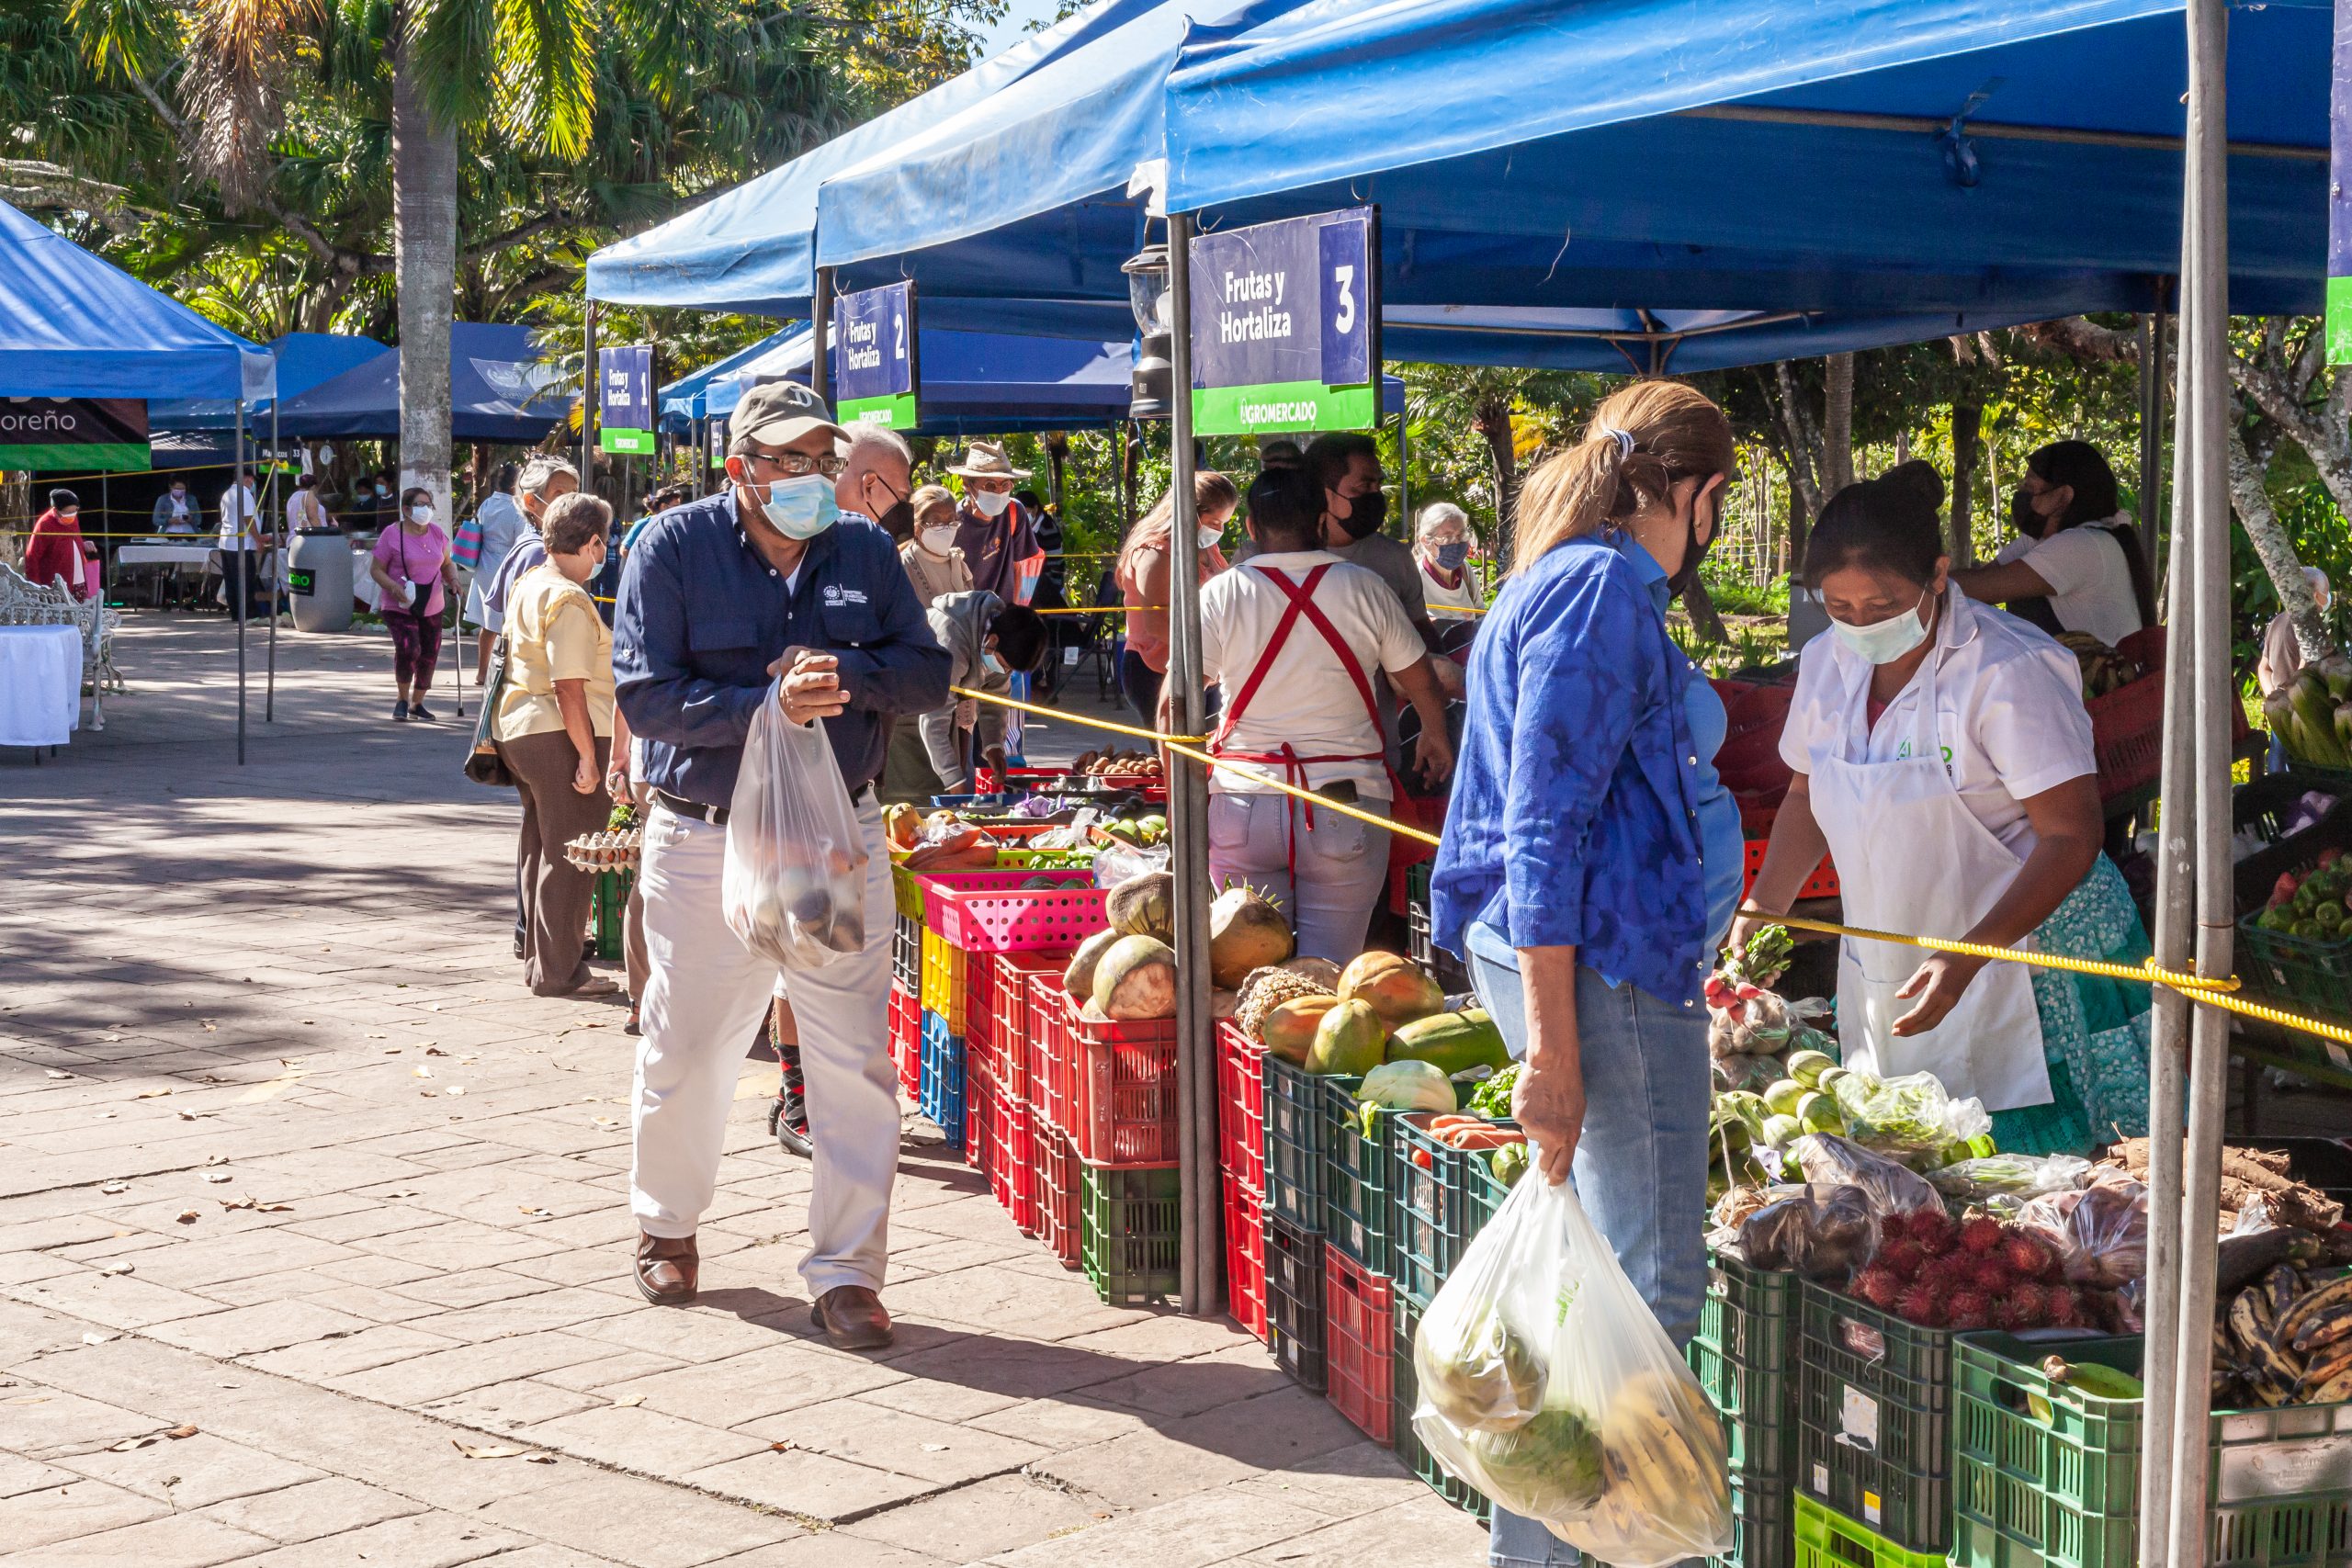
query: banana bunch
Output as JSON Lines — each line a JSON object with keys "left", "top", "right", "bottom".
{"left": 2264, "top": 658, "right": 2352, "bottom": 770}
{"left": 1588, "top": 1371, "right": 1732, "bottom": 1551}
{"left": 2214, "top": 1266, "right": 2352, "bottom": 1408}
{"left": 2056, "top": 632, "right": 2140, "bottom": 702}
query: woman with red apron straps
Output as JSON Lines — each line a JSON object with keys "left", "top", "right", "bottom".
{"left": 1179, "top": 467, "right": 1456, "bottom": 963}
{"left": 1736, "top": 464, "right": 2153, "bottom": 1155}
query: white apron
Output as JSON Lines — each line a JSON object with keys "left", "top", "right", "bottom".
{"left": 1807, "top": 628, "right": 2054, "bottom": 1112}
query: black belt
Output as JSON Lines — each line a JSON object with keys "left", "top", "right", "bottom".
{"left": 655, "top": 784, "right": 871, "bottom": 826}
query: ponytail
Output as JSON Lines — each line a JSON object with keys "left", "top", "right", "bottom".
{"left": 1512, "top": 381, "right": 1735, "bottom": 568}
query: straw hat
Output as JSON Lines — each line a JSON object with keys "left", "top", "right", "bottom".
{"left": 944, "top": 440, "right": 1032, "bottom": 480}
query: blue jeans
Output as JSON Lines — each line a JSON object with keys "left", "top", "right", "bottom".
{"left": 1465, "top": 925, "right": 1712, "bottom": 1568}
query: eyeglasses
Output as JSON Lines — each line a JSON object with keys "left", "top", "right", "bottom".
{"left": 744, "top": 449, "right": 845, "bottom": 479}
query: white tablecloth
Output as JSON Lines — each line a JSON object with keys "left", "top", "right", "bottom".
{"left": 117, "top": 544, "right": 219, "bottom": 568}
{"left": 0, "top": 625, "right": 83, "bottom": 747}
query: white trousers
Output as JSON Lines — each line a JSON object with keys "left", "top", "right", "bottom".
{"left": 1207, "top": 791, "right": 1393, "bottom": 965}
{"left": 631, "top": 795, "right": 899, "bottom": 1297}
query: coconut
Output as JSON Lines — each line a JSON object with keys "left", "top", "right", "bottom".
{"left": 1337, "top": 952, "right": 1446, "bottom": 1032}
{"left": 1105, "top": 871, "right": 1175, "bottom": 942}
{"left": 1306, "top": 998, "right": 1387, "bottom": 1077}
{"left": 1208, "top": 882, "right": 1295, "bottom": 988}
{"left": 1261, "top": 996, "right": 1340, "bottom": 1064}
{"left": 1091, "top": 935, "right": 1179, "bottom": 1021}
{"left": 1064, "top": 928, "right": 1124, "bottom": 998}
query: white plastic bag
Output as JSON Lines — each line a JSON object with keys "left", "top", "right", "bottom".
{"left": 722, "top": 689, "right": 867, "bottom": 967}
{"left": 1412, "top": 1173, "right": 1734, "bottom": 1566}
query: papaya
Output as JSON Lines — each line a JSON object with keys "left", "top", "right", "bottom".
{"left": 1261, "top": 996, "right": 1340, "bottom": 1065}
{"left": 1306, "top": 998, "right": 1386, "bottom": 1077}
{"left": 1385, "top": 1009, "right": 1510, "bottom": 1077}
{"left": 1336, "top": 951, "right": 1445, "bottom": 1032}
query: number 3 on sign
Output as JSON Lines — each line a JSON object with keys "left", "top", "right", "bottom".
{"left": 1331, "top": 265, "right": 1356, "bottom": 335}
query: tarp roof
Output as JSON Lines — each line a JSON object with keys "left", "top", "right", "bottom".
{"left": 1159, "top": 0, "right": 2326, "bottom": 318}
{"left": 152, "top": 332, "right": 392, "bottom": 431}
{"left": 271, "top": 322, "right": 571, "bottom": 440}
{"left": 0, "top": 199, "right": 275, "bottom": 402}
{"left": 582, "top": 0, "right": 1166, "bottom": 314}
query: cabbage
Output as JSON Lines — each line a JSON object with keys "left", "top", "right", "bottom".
{"left": 1359, "top": 1059, "right": 1456, "bottom": 1113}
{"left": 1463, "top": 1404, "right": 1606, "bottom": 1517}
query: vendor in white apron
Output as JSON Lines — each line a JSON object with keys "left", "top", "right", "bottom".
{"left": 1734, "top": 462, "right": 2152, "bottom": 1155}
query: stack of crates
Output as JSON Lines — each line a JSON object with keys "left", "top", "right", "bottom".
{"left": 1216, "top": 1021, "right": 1268, "bottom": 1342}
{"left": 1029, "top": 973, "right": 1083, "bottom": 1270}
{"left": 1059, "top": 989, "right": 1182, "bottom": 1307}
{"left": 1324, "top": 1246, "right": 1395, "bottom": 1443}
{"left": 1266, "top": 1212, "right": 1327, "bottom": 1393}
{"left": 1796, "top": 1280, "right": 1957, "bottom": 1563}
{"left": 1950, "top": 1333, "right": 2144, "bottom": 1568}
{"left": 982, "top": 948, "right": 1069, "bottom": 1238}
{"left": 917, "top": 929, "right": 967, "bottom": 1149}
{"left": 1261, "top": 1055, "right": 1331, "bottom": 1390}
{"left": 1688, "top": 1251, "right": 1800, "bottom": 1568}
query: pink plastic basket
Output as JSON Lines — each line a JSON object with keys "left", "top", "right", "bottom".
{"left": 916, "top": 868, "right": 1107, "bottom": 953}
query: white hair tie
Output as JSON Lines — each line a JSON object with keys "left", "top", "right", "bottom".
{"left": 1598, "top": 425, "right": 1634, "bottom": 459}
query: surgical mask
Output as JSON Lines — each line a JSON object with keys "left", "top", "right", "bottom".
{"left": 408, "top": 503, "right": 432, "bottom": 524}
{"left": 920, "top": 525, "right": 958, "bottom": 557}
{"left": 1197, "top": 526, "right": 1223, "bottom": 550}
{"left": 1433, "top": 540, "right": 1469, "bottom": 572}
{"left": 1335, "top": 487, "right": 1387, "bottom": 541}
{"left": 969, "top": 488, "right": 1013, "bottom": 520}
{"left": 759, "top": 473, "right": 839, "bottom": 539}
{"left": 981, "top": 651, "right": 1006, "bottom": 676}
{"left": 1830, "top": 587, "right": 1934, "bottom": 665}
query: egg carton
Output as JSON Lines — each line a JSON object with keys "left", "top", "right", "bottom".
{"left": 563, "top": 828, "right": 641, "bottom": 872}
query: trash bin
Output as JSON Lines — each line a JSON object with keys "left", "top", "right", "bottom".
{"left": 287, "top": 526, "right": 354, "bottom": 633}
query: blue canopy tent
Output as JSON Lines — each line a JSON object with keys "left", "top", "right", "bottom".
{"left": 0, "top": 200, "right": 275, "bottom": 403}
{"left": 151, "top": 332, "right": 391, "bottom": 431}
{"left": 271, "top": 322, "right": 571, "bottom": 441}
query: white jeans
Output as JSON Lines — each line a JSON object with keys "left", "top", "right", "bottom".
{"left": 632, "top": 795, "right": 899, "bottom": 1297}
{"left": 1206, "top": 790, "right": 1392, "bottom": 965}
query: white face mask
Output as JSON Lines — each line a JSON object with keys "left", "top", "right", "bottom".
{"left": 968, "top": 488, "right": 1013, "bottom": 520}
{"left": 920, "top": 525, "right": 958, "bottom": 558}
{"left": 1829, "top": 586, "right": 1934, "bottom": 665}
{"left": 408, "top": 503, "right": 433, "bottom": 524}
{"left": 1197, "top": 526, "right": 1223, "bottom": 550}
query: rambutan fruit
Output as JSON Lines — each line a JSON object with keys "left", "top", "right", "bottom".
{"left": 1852, "top": 1265, "right": 1904, "bottom": 1311}
{"left": 1960, "top": 1214, "right": 2005, "bottom": 1256}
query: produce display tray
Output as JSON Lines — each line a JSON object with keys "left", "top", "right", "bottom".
{"left": 1225, "top": 1174, "right": 1268, "bottom": 1344}
{"left": 1797, "top": 1280, "right": 1955, "bottom": 1555}
{"left": 918, "top": 1010, "right": 965, "bottom": 1150}
{"left": 1263, "top": 1056, "right": 1332, "bottom": 1235}
{"left": 1267, "top": 1214, "right": 1328, "bottom": 1393}
{"left": 915, "top": 868, "right": 1106, "bottom": 953}
{"left": 1690, "top": 1249, "right": 1802, "bottom": 1484}
{"left": 1317, "top": 1074, "right": 1385, "bottom": 1277}
{"left": 1324, "top": 1246, "right": 1394, "bottom": 1445}
{"left": 1952, "top": 1334, "right": 2145, "bottom": 1568}
{"left": 1079, "top": 1158, "right": 1181, "bottom": 1307}
{"left": 1216, "top": 1022, "right": 1267, "bottom": 1193}
{"left": 1394, "top": 1297, "right": 1493, "bottom": 1522}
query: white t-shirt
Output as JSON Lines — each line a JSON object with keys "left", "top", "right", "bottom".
{"left": 1200, "top": 550, "right": 1424, "bottom": 800}
{"left": 2016, "top": 520, "right": 2143, "bottom": 648}
{"left": 1781, "top": 587, "right": 2095, "bottom": 860}
{"left": 218, "top": 485, "right": 260, "bottom": 551}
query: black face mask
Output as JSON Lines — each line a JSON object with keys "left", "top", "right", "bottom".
{"left": 874, "top": 499, "right": 914, "bottom": 544}
{"left": 1668, "top": 493, "right": 1717, "bottom": 598}
{"left": 1336, "top": 487, "right": 1388, "bottom": 541}
{"left": 2009, "top": 490, "right": 2044, "bottom": 537}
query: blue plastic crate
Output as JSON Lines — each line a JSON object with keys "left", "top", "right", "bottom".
{"left": 919, "top": 1010, "right": 966, "bottom": 1148}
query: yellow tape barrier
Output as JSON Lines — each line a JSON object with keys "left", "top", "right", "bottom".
{"left": 951, "top": 684, "right": 2352, "bottom": 1048}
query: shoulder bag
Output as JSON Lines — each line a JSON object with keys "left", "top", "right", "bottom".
{"left": 465, "top": 634, "right": 515, "bottom": 787}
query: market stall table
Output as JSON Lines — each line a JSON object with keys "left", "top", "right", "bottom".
{"left": 0, "top": 623, "right": 84, "bottom": 749}
{"left": 117, "top": 541, "right": 218, "bottom": 609}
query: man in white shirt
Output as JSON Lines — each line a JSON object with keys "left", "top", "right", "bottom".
{"left": 218, "top": 468, "right": 264, "bottom": 620}
{"left": 467, "top": 463, "right": 528, "bottom": 683}
{"left": 1172, "top": 465, "right": 1454, "bottom": 962}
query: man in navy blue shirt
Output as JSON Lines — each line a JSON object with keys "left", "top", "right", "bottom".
{"left": 614, "top": 379, "right": 948, "bottom": 1348}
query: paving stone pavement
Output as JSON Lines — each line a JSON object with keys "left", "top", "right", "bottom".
{"left": 1, "top": 616, "right": 1487, "bottom": 1567}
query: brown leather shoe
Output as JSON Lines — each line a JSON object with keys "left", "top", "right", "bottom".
{"left": 635, "top": 1232, "right": 697, "bottom": 1305}
{"left": 810, "top": 1285, "right": 893, "bottom": 1349}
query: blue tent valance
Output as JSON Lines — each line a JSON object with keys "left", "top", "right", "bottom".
{"left": 271, "top": 322, "right": 570, "bottom": 441}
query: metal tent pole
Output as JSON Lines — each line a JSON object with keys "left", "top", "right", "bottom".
{"left": 2165, "top": 6, "right": 2234, "bottom": 1564}
{"left": 582, "top": 299, "right": 599, "bottom": 502}
{"left": 234, "top": 405, "right": 247, "bottom": 765}
{"left": 267, "top": 396, "right": 279, "bottom": 721}
{"left": 813, "top": 269, "right": 835, "bottom": 410}
{"left": 1163, "top": 212, "right": 1218, "bottom": 1316}
{"left": 1396, "top": 405, "right": 1411, "bottom": 533}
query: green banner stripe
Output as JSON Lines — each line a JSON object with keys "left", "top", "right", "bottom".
{"left": 839, "top": 393, "right": 918, "bottom": 430}
{"left": 0, "top": 442, "right": 153, "bottom": 470}
{"left": 1191, "top": 380, "right": 1377, "bottom": 437}
{"left": 2329, "top": 276, "right": 2352, "bottom": 367}
{"left": 599, "top": 426, "right": 657, "bottom": 456}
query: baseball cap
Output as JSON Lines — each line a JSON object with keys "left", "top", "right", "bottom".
{"left": 730, "top": 379, "right": 845, "bottom": 450}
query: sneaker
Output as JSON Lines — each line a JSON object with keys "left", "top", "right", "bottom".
{"left": 410, "top": 702, "right": 437, "bottom": 721}
{"left": 392, "top": 699, "right": 411, "bottom": 721}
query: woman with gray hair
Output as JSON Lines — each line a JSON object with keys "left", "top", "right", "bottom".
{"left": 1414, "top": 500, "right": 1487, "bottom": 622}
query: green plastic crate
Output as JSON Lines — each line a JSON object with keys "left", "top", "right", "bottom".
{"left": 2207, "top": 1398, "right": 2352, "bottom": 1568}
{"left": 1952, "top": 1334, "right": 2144, "bottom": 1568}
{"left": 1690, "top": 1250, "right": 1801, "bottom": 1483}
{"left": 1319, "top": 1075, "right": 1385, "bottom": 1276}
{"left": 1079, "top": 1160, "right": 1180, "bottom": 1307}
{"left": 1393, "top": 1297, "right": 1492, "bottom": 1523}
{"left": 589, "top": 868, "right": 633, "bottom": 961}
{"left": 1263, "top": 1056, "right": 1334, "bottom": 1234}
{"left": 1797, "top": 1280, "right": 1955, "bottom": 1554}
{"left": 1719, "top": 1468, "right": 1793, "bottom": 1568}
{"left": 1796, "top": 1495, "right": 1950, "bottom": 1568}
{"left": 1385, "top": 1113, "right": 1478, "bottom": 1311}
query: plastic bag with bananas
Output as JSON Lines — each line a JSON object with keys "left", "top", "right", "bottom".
{"left": 1412, "top": 1169, "right": 1732, "bottom": 1565}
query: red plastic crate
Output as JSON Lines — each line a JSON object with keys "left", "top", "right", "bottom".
{"left": 1323, "top": 1246, "right": 1394, "bottom": 1443}
{"left": 1216, "top": 1022, "right": 1267, "bottom": 1192}
{"left": 889, "top": 983, "right": 921, "bottom": 1100}
{"left": 1741, "top": 836, "right": 1841, "bottom": 901}
{"left": 1066, "top": 996, "right": 1182, "bottom": 1166}
{"left": 993, "top": 950, "right": 1071, "bottom": 1106}
{"left": 1225, "top": 1173, "right": 1268, "bottom": 1343}
{"left": 915, "top": 869, "right": 1107, "bottom": 953}
{"left": 1039, "top": 1123, "right": 1082, "bottom": 1269}
{"left": 1035, "top": 976, "right": 1077, "bottom": 1136}
{"left": 990, "top": 1089, "right": 1039, "bottom": 1236}
{"left": 966, "top": 1062, "right": 992, "bottom": 1171}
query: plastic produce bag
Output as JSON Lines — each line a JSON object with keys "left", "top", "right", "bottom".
{"left": 1828, "top": 1070, "right": 1955, "bottom": 1156}
{"left": 722, "top": 693, "right": 867, "bottom": 967}
{"left": 1927, "top": 1153, "right": 2091, "bottom": 1202}
{"left": 1412, "top": 1173, "right": 1733, "bottom": 1566}
{"left": 1792, "top": 1134, "right": 1944, "bottom": 1218}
